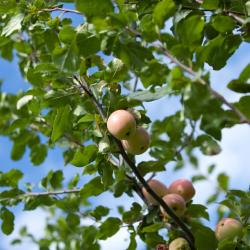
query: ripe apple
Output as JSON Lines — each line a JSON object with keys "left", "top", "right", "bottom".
{"left": 107, "top": 109, "right": 136, "bottom": 140}
{"left": 121, "top": 126, "right": 150, "bottom": 155}
{"left": 215, "top": 218, "right": 243, "bottom": 241}
{"left": 168, "top": 179, "right": 195, "bottom": 202}
{"left": 169, "top": 238, "right": 190, "bottom": 250}
{"left": 160, "top": 193, "right": 186, "bottom": 218}
{"left": 142, "top": 179, "right": 168, "bottom": 205}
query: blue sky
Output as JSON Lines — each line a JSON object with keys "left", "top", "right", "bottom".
{"left": 0, "top": 4, "right": 250, "bottom": 250}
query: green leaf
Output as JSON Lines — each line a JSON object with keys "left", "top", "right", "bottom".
{"left": 122, "top": 202, "right": 142, "bottom": 224}
{"left": 198, "top": 34, "right": 241, "bottom": 70}
{"left": 0, "top": 208, "right": 14, "bottom": 235}
{"left": 127, "top": 86, "right": 173, "bottom": 102}
{"left": 76, "top": 31, "right": 100, "bottom": 57}
{"left": 59, "top": 25, "right": 76, "bottom": 44}
{"left": 202, "top": 0, "right": 219, "bottom": 10}
{"left": 82, "top": 226, "right": 100, "bottom": 249}
{"left": 218, "top": 239, "right": 237, "bottom": 250}
{"left": 114, "top": 41, "right": 152, "bottom": 69}
{"left": 0, "top": 169, "right": 23, "bottom": 187}
{"left": 208, "top": 164, "right": 216, "bottom": 174}
{"left": 112, "top": 179, "right": 131, "bottom": 197}
{"left": 246, "top": 1, "right": 250, "bottom": 16}
{"left": 0, "top": 0, "right": 16, "bottom": 14}
{"left": 105, "top": 58, "right": 128, "bottom": 82}
{"left": 196, "top": 134, "right": 221, "bottom": 155}
{"left": 0, "top": 188, "right": 24, "bottom": 200}
{"left": 52, "top": 43, "right": 79, "bottom": 72}
{"left": 193, "top": 224, "right": 217, "bottom": 250}
{"left": 51, "top": 105, "right": 72, "bottom": 142}
{"left": 77, "top": 114, "right": 96, "bottom": 124}
{"left": 153, "top": 0, "right": 176, "bottom": 28}
{"left": 30, "top": 144, "right": 47, "bottom": 166}
{"left": 139, "top": 14, "right": 158, "bottom": 42}
{"left": 2, "top": 13, "right": 24, "bottom": 36}
{"left": 50, "top": 170, "right": 64, "bottom": 189}
{"left": 192, "top": 175, "right": 207, "bottom": 182}
{"left": 76, "top": 0, "right": 114, "bottom": 19}
{"left": 101, "top": 161, "right": 114, "bottom": 188}
{"left": 217, "top": 173, "right": 229, "bottom": 191}
{"left": 234, "top": 96, "right": 250, "bottom": 119}
{"left": 80, "top": 177, "right": 104, "bottom": 198}
{"left": 66, "top": 213, "right": 80, "bottom": 228}
{"left": 137, "top": 161, "right": 166, "bottom": 177}
{"left": 186, "top": 204, "right": 210, "bottom": 220}
{"left": 211, "top": 15, "right": 236, "bottom": 33}
{"left": 239, "top": 64, "right": 250, "bottom": 81}
{"left": 140, "top": 60, "right": 169, "bottom": 87}
{"left": 227, "top": 80, "right": 250, "bottom": 93}
{"left": 98, "top": 217, "right": 121, "bottom": 240}
{"left": 228, "top": 64, "right": 250, "bottom": 93}
{"left": 90, "top": 206, "right": 109, "bottom": 221}
{"left": 24, "top": 196, "right": 54, "bottom": 210}
{"left": 70, "top": 145, "right": 97, "bottom": 167}
{"left": 16, "top": 95, "right": 33, "bottom": 110}
{"left": 127, "top": 231, "right": 137, "bottom": 250}
{"left": 141, "top": 222, "right": 165, "bottom": 233}
{"left": 176, "top": 15, "right": 205, "bottom": 47}
{"left": 11, "top": 142, "right": 25, "bottom": 161}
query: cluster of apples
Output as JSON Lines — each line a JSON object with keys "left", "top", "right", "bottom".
{"left": 142, "top": 178, "right": 195, "bottom": 218}
{"left": 107, "top": 109, "right": 150, "bottom": 155}
{"left": 107, "top": 110, "right": 243, "bottom": 248}
{"left": 155, "top": 218, "right": 243, "bottom": 250}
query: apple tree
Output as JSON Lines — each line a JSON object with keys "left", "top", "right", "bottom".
{"left": 0, "top": 0, "right": 250, "bottom": 249}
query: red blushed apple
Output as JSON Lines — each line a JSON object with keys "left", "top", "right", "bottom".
{"left": 107, "top": 109, "right": 136, "bottom": 140}
{"left": 215, "top": 218, "right": 243, "bottom": 241}
{"left": 142, "top": 179, "right": 168, "bottom": 205}
{"left": 156, "top": 244, "right": 169, "bottom": 250}
{"left": 168, "top": 179, "right": 195, "bottom": 202}
{"left": 121, "top": 126, "right": 150, "bottom": 155}
{"left": 169, "top": 238, "right": 190, "bottom": 250}
{"left": 160, "top": 193, "right": 186, "bottom": 218}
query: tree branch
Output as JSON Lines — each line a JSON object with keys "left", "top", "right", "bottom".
{"left": 158, "top": 46, "right": 250, "bottom": 125}
{"left": 0, "top": 189, "right": 81, "bottom": 203}
{"left": 73, "top": 76, "right": 196, "bottom": 250}
{"left": 39, "top": 7, "right": 81, "bottom": 15}
{"left": 39, "top": 5, "right": 247, "bottom": 25}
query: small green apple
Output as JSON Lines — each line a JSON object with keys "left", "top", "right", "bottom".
{"left": 215, "top": 218, "right": 243, "bottom": 241}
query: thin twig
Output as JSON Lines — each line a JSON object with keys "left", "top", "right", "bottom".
{"left": 0, "top": 189, "right": 81, "bottom": 202}
{"left": 74, "top": 76, "right": 196, "bottom": 250}
{"left": 159, "top": 46, "right": 250, "bottom": 125}
{"left": 227, "top": 12, "right": 245, "bottom": 25}
{"left": 39, "top": 7, "right": 81, "bottom": 15}
{"left": 133, "top": 76, "right": 139, "bottom": 92}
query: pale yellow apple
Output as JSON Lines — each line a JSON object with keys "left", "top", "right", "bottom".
{"left": 107, "top": 109, "right": 136, "bottom": 140}
{"left": 160, "top": 193, "right": 186, "bottom": 218}
{"left": 168, "top": 179, "right": 195, "bottom": 202}
{"left": 142, "top": 179, "right": 168, "bottom": 205}
{"left": 121, "top": 127, "right": 150, "bottom": 155}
